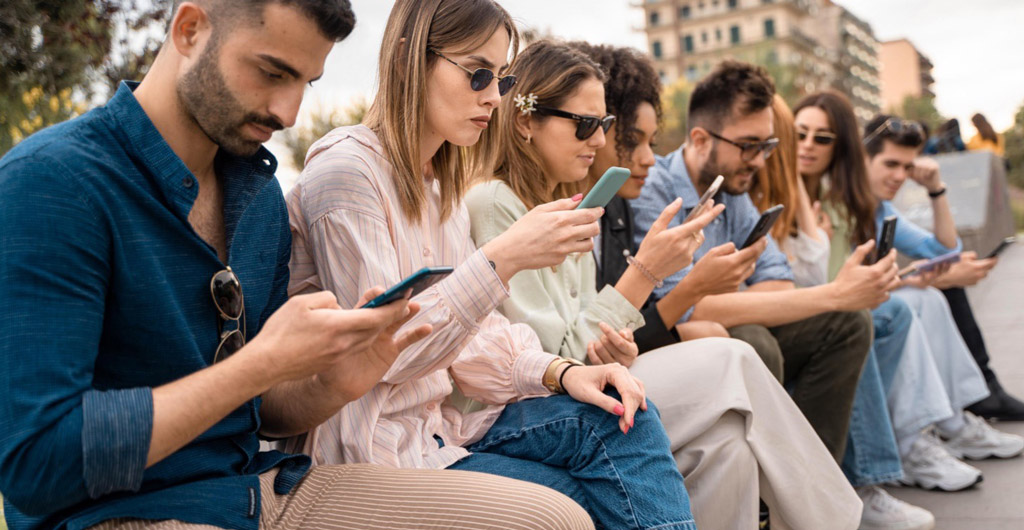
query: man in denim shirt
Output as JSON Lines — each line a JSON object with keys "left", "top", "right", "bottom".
{"left": 0, "top": 2, "right": 590, "bottom": 530}
{"left": 630, "top": 61, "right": 894, "bottom": 463}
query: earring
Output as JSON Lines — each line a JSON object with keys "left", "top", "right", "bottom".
{"left": 525, "top": 134, "right": 532, "bottom": 144}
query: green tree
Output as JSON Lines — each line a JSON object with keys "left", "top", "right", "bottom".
{"left": 657, "top": 78, "right": 692, "bottom": 156}
{"left": 899, "top": 94, "right": 945, "bottom": 133}
{"left": 0, "top": 0, "right": 168, "bottom": 155}
{"left": 281, "top": 98, "right": 368, "bottom": 170}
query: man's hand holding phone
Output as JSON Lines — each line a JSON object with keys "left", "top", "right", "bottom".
{"left": 679, "top": 239, "right": 765, "bottom": 298}
{"left": 248, "top": 288, "right": 432, "bottom": 404}
{"left": 830, "top": 240, "right": 900, "bottom": 311}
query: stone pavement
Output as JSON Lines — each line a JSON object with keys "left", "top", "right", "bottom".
{"left": 885, "top": 238, "right": 1024, "bottom": 530}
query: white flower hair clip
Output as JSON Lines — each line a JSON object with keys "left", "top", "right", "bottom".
{"left": 514, "top": 93, "right": 538, "bottom": 115}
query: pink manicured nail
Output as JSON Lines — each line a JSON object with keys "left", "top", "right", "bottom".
{"left": 629, "top": 418, "right": 634, "bottom": 428}
{"left": 624, "top": 425, "right": 630, "bottom": 435}
{"left": 613, "top": 404, "right": 625, "bottom": 416}
{"left": 571, "top": 193, "right": 583, "bottom": 201}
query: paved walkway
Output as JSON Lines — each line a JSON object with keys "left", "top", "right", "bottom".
{"left": 885, "top": 238, "right": 1024, "bottom": 529}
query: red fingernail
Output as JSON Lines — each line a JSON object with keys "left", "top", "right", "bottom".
{"left": 629, "top": 418, "right": 634, "bottom": 428}
{"left": 571, "top": 193, "right": 583, "bottom": 201}
{"left": 624, "top": 425, "right": 630, "bottom": 435}
{"left": 613, "top": 404, "right": 625, "bottom": 416}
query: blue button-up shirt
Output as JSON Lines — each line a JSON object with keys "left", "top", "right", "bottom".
{"left": 630, "top": 146, "right": 794, "bottom": 323}
{"left": 0, "top": 83, "right": 309, "bottom": 530}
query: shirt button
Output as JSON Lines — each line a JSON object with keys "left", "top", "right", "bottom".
{"left": 182, "top": 177, "right": 194, "bottom": 188}
{"left": 622, "top": 249, "right": 631, "bottom": 257}
{"left": 617, "top": 218, "right": 625, "bottom": 227}
{"left": 427, "top": 403, "right": 436, "bottom": 411}
{"left": 569, "top": 288, "right": 578, "bottom": 298}
{"left": 262, "top": 159, "right": 272, "bottom": 166}
{"left": 423, "top": 248, "right": 431, "bottom": 257}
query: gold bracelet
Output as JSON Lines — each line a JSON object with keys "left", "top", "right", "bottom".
{"left": 543, "top": 358, "right": 584, "bottom": 393}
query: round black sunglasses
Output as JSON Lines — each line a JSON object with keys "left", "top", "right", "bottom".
{"left": 429, "top": 48, "right": 517, "bottom": 96}
{"left": 534, "top": 105, "right": 616, "bottom": 140}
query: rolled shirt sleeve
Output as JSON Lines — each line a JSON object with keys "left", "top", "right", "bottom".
{"left": 0, "top": 155, "right": 153, "bottom": 513}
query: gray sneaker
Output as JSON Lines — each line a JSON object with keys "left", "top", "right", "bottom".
{"left": 857, "top": 486, "right": 934, "bottom": 530}
{"left": 941, "top": 411, "right": 1024, "bottom": 460}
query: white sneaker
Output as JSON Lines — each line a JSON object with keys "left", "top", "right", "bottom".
{"left": 940, "top": 411, "right": 1024, "bottom": 460}
{"left": 899, "top": 431, "right": 982, "bottom": 491}
{"left": 857, "top": 486, "right": 935, "bottom": 530}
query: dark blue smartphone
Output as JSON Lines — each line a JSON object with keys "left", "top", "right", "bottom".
{"left": 360, "top": 267, "right": 454, "bottom": 309}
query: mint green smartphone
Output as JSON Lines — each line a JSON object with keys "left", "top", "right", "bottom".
{"left": 577, "top": 166, "right": 631, "bottom": 209}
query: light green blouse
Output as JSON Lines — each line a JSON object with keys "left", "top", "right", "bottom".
{"left": 464, "top": 180, "right": 644, "bottom": 363}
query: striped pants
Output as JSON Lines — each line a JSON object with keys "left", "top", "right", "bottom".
{"left": 89, "top": 465, "right": 593, "bottom": 530}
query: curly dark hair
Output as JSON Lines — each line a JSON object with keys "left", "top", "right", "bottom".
{"left": 567, "top": 41, "right": 662, "bottom": 164}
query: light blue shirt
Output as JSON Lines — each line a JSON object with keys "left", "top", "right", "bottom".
{"left": 876, "top": 200, "right": 962, "bottom": 260}
{"left": 630, "top": 146, "right": 794, "bottom": 323}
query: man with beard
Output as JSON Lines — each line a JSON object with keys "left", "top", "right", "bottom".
{"left": 630, "top": 60, "right": 895, "bottom": 464}
{"left": 0, "top": 2, "right": 593, "bottom": 530}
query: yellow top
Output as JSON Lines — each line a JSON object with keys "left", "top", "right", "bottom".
{"left": 967, "top": 133, "right": 1005, "bottom": 157}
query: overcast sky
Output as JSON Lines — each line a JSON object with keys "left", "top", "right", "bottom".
{"left": 268, "top": 0, "right": 1024, "bottom": 178}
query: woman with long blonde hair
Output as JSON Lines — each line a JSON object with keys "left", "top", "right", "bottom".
{"left": 283, "top": 2, "right": 695, "bottom": 528}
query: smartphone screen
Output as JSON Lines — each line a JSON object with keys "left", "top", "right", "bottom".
{"left": 684, "top": 175, "right": 724, "bottom": 223}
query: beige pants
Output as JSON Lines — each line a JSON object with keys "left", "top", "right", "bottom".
{"left": 630, "top": 338, "right": 863, "bottom": 530}
{"left": 90, "top": 465, "right": 594, "bottom": 530}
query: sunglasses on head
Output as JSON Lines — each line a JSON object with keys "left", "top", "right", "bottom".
{"left": 429, "top": 48, "right": 517, "bottom": 96}
{"left": 534, "top": 105, "right": 616, "bottom": 140}
{"left": 797, "top": 130, "right": 837, "bottom": 146}
{"left": 863, "top": 117, "right": 923, "bottom": 146}
{"left": 705, "top": 130, "right": 779, "bottom": 162}
{"left": 210, "top": 267, "right": 245, "bottom": 363}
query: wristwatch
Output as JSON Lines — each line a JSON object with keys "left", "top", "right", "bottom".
{"left": 543, "top": 358, "right": 584, "bottom": 394}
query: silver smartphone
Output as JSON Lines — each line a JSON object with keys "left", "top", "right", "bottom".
{"left": 683, "top": 175, "right": 724, "bottom": 222}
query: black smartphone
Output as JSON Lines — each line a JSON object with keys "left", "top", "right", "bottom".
{"left": 360, "top": 267, "right": 454, "bottom": 309}
{"left": 740, "top": 205, "right": 785, "bottom": 249}
{"left": 874, "top": 215, "right": 898, "bottom": 264}
{"left": 986, "top": 237, "right": 1016, "bottom": 259}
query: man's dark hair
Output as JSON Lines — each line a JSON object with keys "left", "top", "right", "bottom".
{"left": 863, "top": 114, "right": 925, "bottom": 158}
{"left": 172, "top": 0, "right": 356, "bottom": 42}
{"left": 567, "top": 42, "right": 662, "bottom": 164}
{"left": 688, "top": 60, "right": 775, "bottom": 133}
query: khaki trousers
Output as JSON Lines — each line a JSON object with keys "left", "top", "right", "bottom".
{"left": 90, "top": 465, "right": 593, "bottom": 530}
{"left": 630, "top": 338, "right": 862, "bottom": 530}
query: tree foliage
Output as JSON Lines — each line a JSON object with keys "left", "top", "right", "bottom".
{"left": 0, "top": 0, "right": 168, "bottom": 154}
{"left": 1005, "top": 100, "right": 1024, "bottom": 190}
{"left": 899, "top": 94, "right": 945, "bottom": 134}
{"left": 280, "top": 99, "right": 369, "bottom": 170}
{"left": 657, "top": 77, "right": 692, "bottom": 156}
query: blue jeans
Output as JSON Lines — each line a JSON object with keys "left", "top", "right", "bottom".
{"left": 448, "top": 391, "right": 695, "bottom": 530}
{"left": 841, "top": 299, "right": 912, "bottom": 486}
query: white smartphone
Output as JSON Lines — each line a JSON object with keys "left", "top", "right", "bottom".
{"left": 683, "top": 175, "right": 724, "bottom": 222}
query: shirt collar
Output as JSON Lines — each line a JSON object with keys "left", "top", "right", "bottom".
{"left": 104, "top": 81, "right": 279, "bottom": 219}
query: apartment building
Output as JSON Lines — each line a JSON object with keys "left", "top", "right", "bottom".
{"left": 879, "top": 38, "right": 936, "bottom": 113}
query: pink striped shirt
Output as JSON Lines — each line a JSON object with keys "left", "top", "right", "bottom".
{"left": 282, "top": 125, "right": 558, "bottom": 470}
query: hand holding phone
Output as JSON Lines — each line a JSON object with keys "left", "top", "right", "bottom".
{"left": 577, "top": 167, "right": 631, "bottom": 210}
{"left": 360, "top": 267, "right": 454, "bottom": 308}
{"left": 740, "top": 205, "right": 784, "bottom": 249}
{"left": 873, "top": 215, "right": 898, "bottom": 264}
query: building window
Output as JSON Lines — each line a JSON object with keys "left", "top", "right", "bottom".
{"left": 649, "top": 11, "right": 659, "bottom": 26}
{"left": 680, "top": 5, "right": 691, "bottom": 18}
{"left": 698, "top": 2, "right": 705, "bottom": 11}
{"left": 686, "top": 65, "right": 699, "bottom": 81}
{"left": 764, "top": 18, "right": 775, "bottom": 38}
{"left": 683, "top": 35, "right": 694, "bottom": 52}
{"left": 730, "top": 25, "right": 741, "bottom": 45}
{"left": 716, "top": 28, "right": 722, "bottom": 41}
{"left": 652, "top": 41, "right": 663, "bottom": 59}
{"left": 728, "top": 0, "right": 738, "bottom": 8}
{"left": 701, "top": 31, "right": 708, "bottom": 43}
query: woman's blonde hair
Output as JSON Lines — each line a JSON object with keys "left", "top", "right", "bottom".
{"left": 486, "top": 40, "right": 606, "bottom": 210}
{"left": 751, "top": 94, "right": 799, "bottom": 241}
{"left": 364, "top": 0, "right": 518, "bottom": 223}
